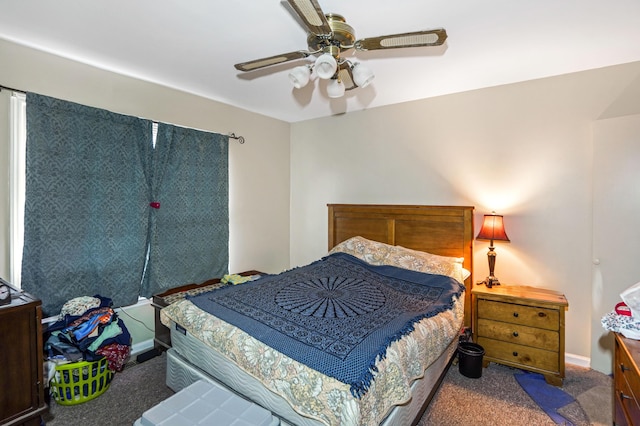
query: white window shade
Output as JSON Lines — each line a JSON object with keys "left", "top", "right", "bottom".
{"left": 10, "top": 92, "right": 26, "bottom": 287}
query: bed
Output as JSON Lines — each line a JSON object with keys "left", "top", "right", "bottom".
{"left": 160, "top": 204, "right": 474, "bottom": 426}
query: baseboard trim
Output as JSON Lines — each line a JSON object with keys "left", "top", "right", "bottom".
{"left": 131, "top": 338, "right": 154, "bottom": 357}
{"left": 565, "top": 352, "right": 590, "bottom": 368}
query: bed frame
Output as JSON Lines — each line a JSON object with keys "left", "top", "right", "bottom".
{"left": 328, "top": 204, "right": 474, "bottom": 328}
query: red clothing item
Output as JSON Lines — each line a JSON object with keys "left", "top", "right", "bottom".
{"left": 95, "top": 343, "right": 130, "bottom": 372}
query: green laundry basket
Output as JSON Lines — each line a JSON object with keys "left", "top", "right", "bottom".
{"left": 49, "top": 357, "right": 113, "bottom": 405}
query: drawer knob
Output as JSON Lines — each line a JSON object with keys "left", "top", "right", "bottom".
{"left": 512, "top": 351, "right": 518, "bottom": 357}
{"left": 620, "top": 363, "right": 630, "bottom": 372}
{"left": 512, "top": 331, "right": 519, "bottom": 337}
{"left": 538, "top": 312, "right": 547, "bottom": 318}
{"left": 621, "top": 391, "right": 633, "bottom": 400}
{"left": 513, "top": 312, "right": 519, "bottom": 318}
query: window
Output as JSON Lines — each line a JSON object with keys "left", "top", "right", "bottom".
{"left": 7, "top": 107, "right": 159, "bottom": 289}
{"left": 10, "top": 93, "right": 228, "bottom": 315}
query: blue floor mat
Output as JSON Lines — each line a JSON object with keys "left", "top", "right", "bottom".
{"left": 514, "top": 371, "right": 575, "bottom": 425}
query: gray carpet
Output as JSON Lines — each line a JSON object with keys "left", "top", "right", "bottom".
{"left": 43, "top": 352, "right": 612, "bottom": 426}
{"left": 421, "top": 362, "right": 612, "bottom": 426}
{"left": 43, "top": 354, "right": 173, "bottom": 426}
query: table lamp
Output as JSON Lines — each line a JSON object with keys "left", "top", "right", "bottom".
{"left": 476, "top": 212, "right": 510, "bottom": 288}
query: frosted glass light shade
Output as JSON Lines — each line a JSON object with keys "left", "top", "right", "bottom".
{"left": 314, "top": 54, "right": 338, "bottom": 79}
{"left": 288, "top": 65, "right": 311, "bottom": 89}
{"left": 327, "top": 79, "right": 345, "bottom": 98}
{"left": 352, "top": 63, "right": 375, "bottom": 88}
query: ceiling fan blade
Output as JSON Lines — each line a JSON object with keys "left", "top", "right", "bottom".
{"left": 338, "top": 62, "right": 357, "bottom": 90}
{"left": 286, "top": 0, "right": 331, "bottom": 36}
{"left": 234, "top": 51, "right": 310, "bottom": 72}
{"left": 354, "top": 29, "right": 447, "bottom": 51}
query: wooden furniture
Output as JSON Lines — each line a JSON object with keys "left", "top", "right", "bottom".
{"left": 328, "top": 204, "right": 474, "bottom": 328}
{"left": 472, "top": 284, "right": 568, "bottom": 386}
{"left": 0, "top": 287, "right": 47, "bottom": 426}
{"left": 614, "top": 332, "right": 640, "bottom": 425}
{"left": 152, "top": 271, "right": 262, "bottom": 351}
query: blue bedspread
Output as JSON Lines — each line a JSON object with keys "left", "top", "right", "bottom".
{"left": 188, "top": 252, "right": 464, "bottom": 397}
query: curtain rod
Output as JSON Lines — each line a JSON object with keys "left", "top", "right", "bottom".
{"left": 1, "top": 83, "right": 246, "bottom": 144}
{"left": 228, "top": 133, "right": 245, "bottom": 144}
{"left": 0, "top": 83, "right": 26, "bottom": 94}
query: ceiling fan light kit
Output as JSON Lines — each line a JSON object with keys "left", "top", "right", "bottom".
{"left": 235, "top": 0, "right": 447, "bottom": 100}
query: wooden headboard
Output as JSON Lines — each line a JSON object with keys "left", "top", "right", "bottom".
{"left": 328, "top": 204, "right": 474, "bottom": 328}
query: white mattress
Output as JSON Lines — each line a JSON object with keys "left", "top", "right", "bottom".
{"left": 167, "top": 318, "right": 459, "bottom": 426}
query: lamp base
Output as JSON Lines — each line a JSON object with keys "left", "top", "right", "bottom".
{"left": 482, "top": 276, "right": 501, "bottom": 288}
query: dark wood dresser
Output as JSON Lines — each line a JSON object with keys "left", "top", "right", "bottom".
{"left": 614, "top": 332, "right": 640, "bottom": 425}
{"left": 0, "top": 288, "right": 47, "bottom": 426}
{"left": 472, "top": 284, "right": 568, "bottom": 386}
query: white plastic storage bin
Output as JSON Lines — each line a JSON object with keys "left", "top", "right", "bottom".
{"left": 134, "top": 379, "right": 279, "bottom": 426}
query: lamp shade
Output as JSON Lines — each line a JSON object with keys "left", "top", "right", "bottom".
{"left": 327, "top": 78, "right": 345, "bottom": 98}
{"left": 352, "top": 63, "right": 375, "bottom": 88}
{"left": 314, "top": 53, "right": 338, "bottom": 79}
{"left": 476, "top": 213, "right": 510, "bottom": 242}
{"left": 288, "top": 65, "right": 311, "bottom": 89}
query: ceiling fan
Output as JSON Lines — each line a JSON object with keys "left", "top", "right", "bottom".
{"left": 234, "top": 0, "right": 447, "bottom": 98}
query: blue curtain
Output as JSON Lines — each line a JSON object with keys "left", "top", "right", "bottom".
{"left": 22, "top": 94, "right": 152, "bottom": 316}
{"left": 140, "top": 123, "right": 229, "bottom": 297}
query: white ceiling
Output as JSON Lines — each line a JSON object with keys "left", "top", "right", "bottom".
{"left": 1, "top": 0, "right": 640, "bottom": 123}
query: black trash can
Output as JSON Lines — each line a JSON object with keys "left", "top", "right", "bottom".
{"left": 458, "top": 342, "right": 485, "bottom": 378}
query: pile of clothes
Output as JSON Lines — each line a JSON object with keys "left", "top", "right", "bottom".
{"left": 45, "top": 295, "right": 131, "bottom": 372}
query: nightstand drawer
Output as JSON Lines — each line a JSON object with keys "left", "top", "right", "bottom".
{"left": 476, "top": 318, "right": 559, "bottom": 351}
{"left": 477, "top": 299, "right": 559, "bottom": 330}
{"left": 477, "top": 337, "right": 559, "bottom": 372}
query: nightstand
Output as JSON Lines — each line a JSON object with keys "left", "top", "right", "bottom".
{"left": 472, "top": 284, "right": 568, "bottom": 386}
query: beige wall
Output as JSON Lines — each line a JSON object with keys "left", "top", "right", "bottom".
{"left": 592, "top": 114, "right": 640, "bottom": 371}
{"left": 0, "top": 39, "right": 291, "bottom": 282}
{"left": 290, "top": 62, "right": 640, "bottom": 370}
